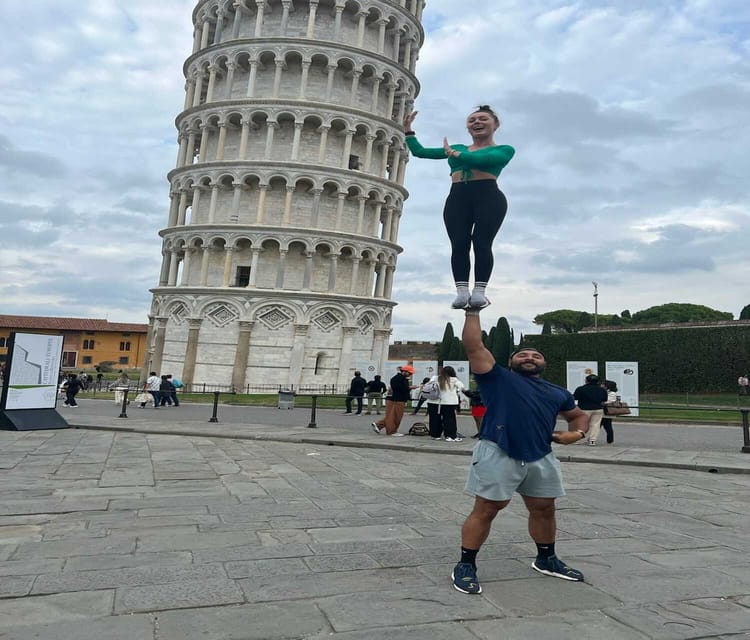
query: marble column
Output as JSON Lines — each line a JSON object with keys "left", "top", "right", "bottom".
{"left": 231, "top": 321, "right": 254, "bottom": 391}
{"left": 288, "top": 324, "right": 309, "bottom": 388}
{"left": 181, "top": 318, "right": 203, "bottom": 386}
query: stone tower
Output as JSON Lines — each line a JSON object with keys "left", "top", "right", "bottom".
{"left": 144, "top": 0, "right": 424, "bottom": 390}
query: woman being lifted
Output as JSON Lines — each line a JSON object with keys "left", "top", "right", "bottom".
{"left": 404, "top": 106, "right": 514, "bottom": 309}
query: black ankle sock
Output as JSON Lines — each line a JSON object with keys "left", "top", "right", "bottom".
{"left": 460, "top": 547, "right": 478, "bottom": 567}
{"left": 536, "top": 543, "right": 555, "bottom": 559}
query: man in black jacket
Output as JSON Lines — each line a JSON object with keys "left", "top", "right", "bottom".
{"left": 344, "top": 371, "right": 368, "bottom": 415}
{"left": 573, "top": 374, "right": 608, "bottom": 446}
{"left": 372, "top": 365, "right": 415, "bottom": 436}
{"left": 62, "top": 374, "right": 83, "bottom": 408}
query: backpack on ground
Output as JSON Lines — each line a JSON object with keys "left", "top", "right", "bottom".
{"left": 421, "top": 380, "right": 440, "bottom": 401}
{"left": 408, "top": 422, "right": 430, "bottom": 436}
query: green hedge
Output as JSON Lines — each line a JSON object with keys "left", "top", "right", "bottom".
{"left": 524, "top": 325, "right": 750, "bottom": 393}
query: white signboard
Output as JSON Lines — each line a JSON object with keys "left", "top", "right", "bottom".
{"left": 605, "top": 361, "right": 640, "bottom": 417}
{"left": 443, "top": 360, "right": 471, "bottom": 409}
{"left": 410, "top": 360, "right": 438, "bottom": 402}
{"left": 353, "top": 359, "right": 379, "bottom": 379}
{"left": 4, "top": 333, "right": 64, "bottom": 410}
{"left": 565, "top": 361, "right": 598, "bottom": 394}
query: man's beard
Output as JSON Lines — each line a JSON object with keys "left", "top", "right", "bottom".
{"left": 510, "top": 362, "right": 546, "bottom": 376}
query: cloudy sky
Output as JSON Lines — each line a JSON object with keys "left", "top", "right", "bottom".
{"left": 2, "top": 1, "right": 748, "bottom": 343}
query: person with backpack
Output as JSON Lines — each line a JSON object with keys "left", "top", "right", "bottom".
{"left": 425, "top": 366, "right": 467, "bottom": 442}
{"left": 411, "top": 377, "right": 432, "bottom": 415}
{"left": 364, "top": 375, "right": 387, "bottom": 415}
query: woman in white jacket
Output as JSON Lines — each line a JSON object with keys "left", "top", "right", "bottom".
{"left": 426, "top": 365, "right": 466, "bottom": 442}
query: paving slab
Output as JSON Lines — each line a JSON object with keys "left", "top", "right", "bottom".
{"left": 316, "top": 588, "right": 504, "bottom": 632}
{"left": 468, "top": 610, "right": 649, "bottom": 640}
{"left": 0, "top": 590, "right": 114, "bottom": 629}
{"left": 114, "top": 577, "right": 245, "bottom": 614}
{"left": 608, "top": 597, "right": 750, "bottom": 639}
{"left": 0, "top": 615, "right": 155, "bottom": 640}
{"left": 155, "top": 602, "right": 331, "bottom": 639}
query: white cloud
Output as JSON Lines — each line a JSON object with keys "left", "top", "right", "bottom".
{"left": 0, "top": 0, "right": 748, "bottom": 342}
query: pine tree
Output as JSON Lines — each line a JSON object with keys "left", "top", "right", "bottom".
{"left": 438, "top": 323, "right": 455, "bottom": 363}
{"left": 542, "top": 320, "right": 552, "bottom": 335}
{"left": 492, "top": 317, "right": 512, "bottom": 365}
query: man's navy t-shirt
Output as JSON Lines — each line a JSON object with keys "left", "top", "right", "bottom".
{"left": 475, "top": 365, "right": 575, "bottom": 462}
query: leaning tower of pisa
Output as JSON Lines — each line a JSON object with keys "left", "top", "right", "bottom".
{"left": 144, "top": 0, "right": 425, "bottom": 390}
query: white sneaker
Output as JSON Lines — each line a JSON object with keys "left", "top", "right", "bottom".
{"left": 390, "top": 432, "right": 405, "bottom": 437}
{"left": 445, "top": 437, "right": 463, "bottom": 442}
{"left": 372, "top": 422, "right": 383, "bottom": 434}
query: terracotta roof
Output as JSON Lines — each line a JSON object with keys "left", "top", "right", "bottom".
{"left": 0, "top": 315, "right": 148, "bottom": 333}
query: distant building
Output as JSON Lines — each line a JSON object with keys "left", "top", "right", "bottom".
{"left": 0, "top": 315, "right": 148, "bottom": 370}
{"left": 388, "top": 340, "right": 438, "bottom": 361}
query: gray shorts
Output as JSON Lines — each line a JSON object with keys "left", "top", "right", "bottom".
{"left": 464, "top": 439, "right": 565, "bottom": 501}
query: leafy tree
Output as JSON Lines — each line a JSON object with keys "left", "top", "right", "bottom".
{"left": 631, "top": 303, "right": 733, "bottom": 324}
{"left": 541, "top": 320, "right": 552, "bottom": 335}
{"left": 740, "top": 304, "right": 750, "bottom": 320}
{"left": 534, "top": 309, "right": 592, "bottom": 333}
{"left": 621, "top": 309, "right": 631, "bottom": 319}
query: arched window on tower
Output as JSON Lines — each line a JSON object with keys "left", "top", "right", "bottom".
{"left": 314, "top": 352, "right": 326, "bottom": 375}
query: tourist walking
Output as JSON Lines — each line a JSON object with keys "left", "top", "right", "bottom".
{"left": 573, "top": 375, "right": 608, "bottom": 446}
{"left": 62, "top": 373, "right": 83, "bottom": 408}
{"left": 600, "top": 380, "right": 618, "bottom": 444}
{"left": 143, "top": 371, "right": 161, "bottom": 408}
{"left": 372, "top": 365, "right": 415, "bottom": 436}
{"left": 159, "top": 375, "right": 175, "bottom": 406}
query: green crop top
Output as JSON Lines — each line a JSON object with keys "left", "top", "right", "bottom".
{"left": 405, "top": 135, "right": 515, "bottom": 181}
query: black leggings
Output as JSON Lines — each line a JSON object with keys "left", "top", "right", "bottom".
{"left": 427, "top": 403, "right": 459, "bottom": 438}
{"left": 443, "top": 180, "right": 507, "bottom": 283}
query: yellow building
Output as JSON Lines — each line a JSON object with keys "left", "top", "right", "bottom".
{"left": 0, "top": 315, "right": 148, "bottom": 371}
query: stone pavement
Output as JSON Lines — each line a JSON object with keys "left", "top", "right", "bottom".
{"left": 66, "top": 399, "right": 750, "bottom": 475}
{"left": 1, "top": 409, "right": 750, "bottom": 638}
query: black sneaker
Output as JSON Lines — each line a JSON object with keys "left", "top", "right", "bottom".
{"left": 531, "top": 555, "right": 584, "bottom": 581}
{"left": 451, "top": 562, "right": 482, "bottom": 594}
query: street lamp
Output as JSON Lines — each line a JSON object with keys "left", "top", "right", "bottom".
{"left": 592, "top": 281, "right": 599, "bottom": 330}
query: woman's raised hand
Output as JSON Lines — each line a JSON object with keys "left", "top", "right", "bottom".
{"left": 403, "top": 111, "right": 418, "bottom": 132}
{"left": 443, "top": 137, "right": 459, "bottom": 157}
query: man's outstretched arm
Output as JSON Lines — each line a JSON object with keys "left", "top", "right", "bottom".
{"left": 462, "top": 310, "right": 495, "bottom": 375}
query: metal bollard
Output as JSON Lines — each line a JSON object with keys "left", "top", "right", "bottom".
{"left": 741, "top": 409, "right": 750, "bottom": 453}
{"left": 118, "top": 389, "right": 129, "bottom": 419}
{"left": 208, "top": 391, "right": 220, "bottom": 423}
{"left": 308, "top": 395, "right": 317, "bottom": 428}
